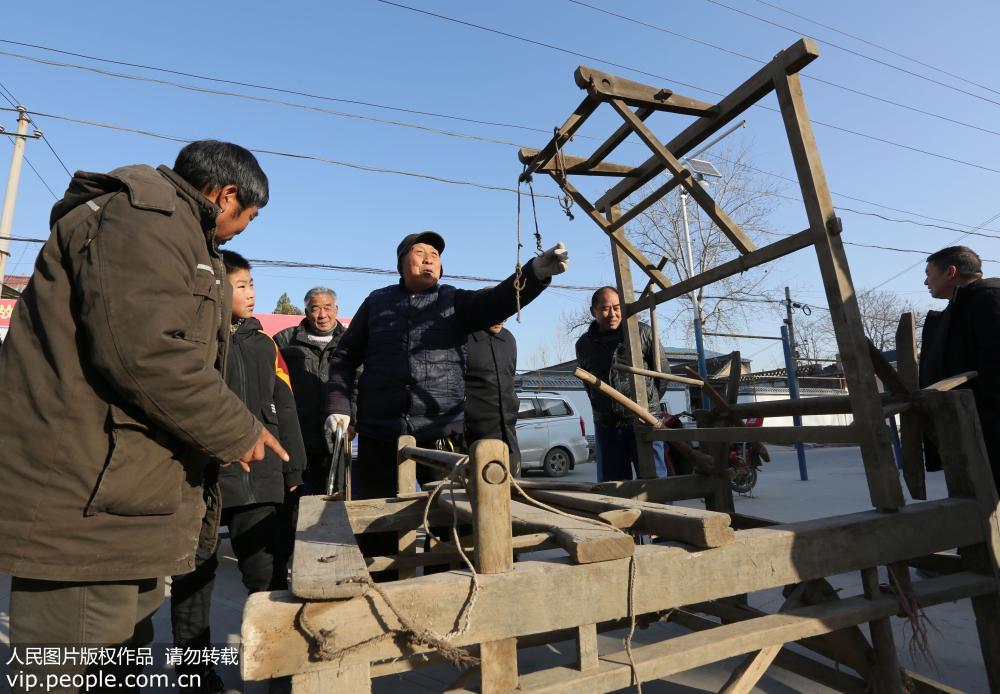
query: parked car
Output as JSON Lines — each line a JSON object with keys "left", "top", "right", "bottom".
{"left": 515, "top": 392, "right": 590, "bottom": 477}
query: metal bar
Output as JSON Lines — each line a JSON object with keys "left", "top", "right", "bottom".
{"left": 703, "top": 332, "right": 782, "bottom": 341}
{"left": 781, "top": 325, "right": 808, "bottom": 481}
{"left": 400, "top": 445, "right": 467, "bottom": 475}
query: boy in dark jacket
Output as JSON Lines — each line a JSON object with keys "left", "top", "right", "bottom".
{"left": 171, "top": 251, "right": 306, "bottom": 692}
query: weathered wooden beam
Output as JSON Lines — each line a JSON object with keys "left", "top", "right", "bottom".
{"left": 520, "top": 94, "right": 600, "bottom": 180}
{"left": 344, "top": 496, "right": 449, "bottom": 534}
{"left": 469, "top": 439, "right": 518, "bottom": 693}
{"left": 612, "top": 362, "right": 704, "bottom": 386}
{"left": 628, "top": 229, "right": 813, "bottom": 316}
{"left": 396, "top": 435, "right": 419, "bottom": 580}
{"left": 575, "top": 65, "right": 717, "bottom": 116}
{"left": 525, "top": 489, "right": 734, "bottom": 548}
{"left": 867, "top": 339, "right": 910, "bottom": 396}
{"left": 668, "top": 610, "right": 868, "bottom": 692}
{"left": 438, "top": 486, "right": 634, "bottom": 564}
{"left": 718, "top": 644, "right": 782, "bottom": 694}
{"left": 290, "top": 496, "right": 370, "bottom": 600}
{"left": 920, "top": 389, "right": 1000, "bottom": 691}
{"left": 242, "top": 498, "right": 986, "bottom": 679}
{"left": 645, "top": 424, "right": 856, "bottom": 445}
{"left": 774, "top": 67, "right": 903, "bottom": 511}
{"left": 574, "top": 367, "right": 661, "bottom": 429}
{"left": 582, "top": 106, "right": 654, "bottom": 170}
{"left": 554, "top": 178, "right": 673, "bottom": 291}
{"left": 604, "top": 172, "right": 690, "bottom": 235}
{"left": 923, "top": 371, "right": 976, "bottom": 392}
{"left": 518, "top": 147, "right": 639, "bottom": 177}
{"left": 594, "top": 39, "right": 820, "bottom": 211}
{"left": 497, "top": 572, "right": 992, "bottom": 693}
{"left": 610, "top": 98, "right": 756, "bottom": 255}
{"left": 365, "top": 533, "right": 557, "bottom": 573}
{"left": 593, "top": 474, "right": 719, "bottom": 503}
{"left": 902, "top": 669, "right": 965, "bottom": 693}
{"left": 860, "top": 566, "right": 904, "bottom": 693}
{"left": 683, "top": 366, "right": 731, "bottom": 411}
{"left": 895, "top": 312, "right": 926, "bottom": 500}
{"left": 716, "top": 393, "right": 905, "bottom": 419}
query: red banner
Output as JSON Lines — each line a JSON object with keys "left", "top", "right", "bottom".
{"left": 0, "top": 299, "right": 15, "bottom": 328}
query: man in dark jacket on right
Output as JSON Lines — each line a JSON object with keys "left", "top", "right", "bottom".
{"left": 576, "top": 286, "right": 668, "bottom": 482}
{"left": 920, "top": 245, "right": 1000, "bottom": 490}
{"left": 274, "top": 286, "right": 349, "bottom": 492}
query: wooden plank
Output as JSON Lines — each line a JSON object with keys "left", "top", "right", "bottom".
{"left": 592, "top": 474, "right": 718, "bottom": 503}
{"left": 718, "top": 644, "right": 781, "bottom": 694}
{"left": 920, "top": 389, "right": 1000, "bottom": 691}
{"left": 896, "top": 312, "right": 926, "bottom": 500}
{"left": 471, "top": 439, "right": 518, "bottom": 693}
{"left": 291, "top": 663, "right": 370, "bottom": 694}
{"left": 574, "top": 367, "right": 660, "bottom": 429}
{"left": 520, "top": 95, "right": 600, "bottom": 179}
{"left": 725, "top": 351, "right": 742, "bottom": 405}
{"left": 507, "top": 572, "right": 989, "bottom": 693}
{"left": 867, "top": 339, "right": 909, "bottom": 396}
{"left": 437, "top": 486, "right": 634, "bottom": 564}
{"left": 719, "top": 394, "right": 906, "bottom": 419}
{"left": 613, "top": 362, "right": 703, "bottom": 386}
{"left": 773, "top": 68, "right": 904, "bottom": 511}
{"left": 669, "top": 610, "right": 867, "bottom": 692}
{"left": 365, "top": 533, "right": 557, "bottom": 573}
{"left": 575, "top": 65, "right": 717, "bottom": 116}
{"left": 582, "top": 106, "right": 655, "bottom": 170}
{"left": 683, "top": 366, "right": 730, "bottom": 411}
{"left": 902, "top": 669, "right": 964, "bottom": 694}
{"left": 518, "top": 147, "right": 639, "bottom": 177}
{"left": 860, "top": 566, "right": 904, "bottom": 693}
{"left": 555, "top": 178, "right": 673, "bottom": 291}
{"left": 241, "top": 499, "right": 987, "bottom": 679}
{"left": 526, "top": 488, "right": 734, "bottom": 548}
{"left": 290, "top": 496, "right": 370, "bottom": 600}
{"left": 604, "top": 173, "right": 689, "bottom": 236}
{"left": 396, "top": 435, "right": 418, "bottom": 580}
{"left": 628, "top": 229, "right": 814, "bottom": 316}
{"left": 576, "top": 624, "right": 599, "bottom": 672}
{"left": 610, "top": 98, "right": 756, "bottom": 255}
{"left": 923, "top": 371, "right": 976, "bottom": 392}
{"left": 344, "top": 496, "right": 449, "bottom": 534}
{"left": 595, "top": 39, "right": 820, "bottom": 212}
{"left": 646, "top": 424, "right": 857, "bottom": 445}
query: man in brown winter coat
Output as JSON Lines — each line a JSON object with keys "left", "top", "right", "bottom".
{"left": 0, "top": 141, "right": 287, "bottom": 685}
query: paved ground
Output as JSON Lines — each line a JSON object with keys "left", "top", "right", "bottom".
{"left": 0, "top": 446, "right": 990, "bottom": 692}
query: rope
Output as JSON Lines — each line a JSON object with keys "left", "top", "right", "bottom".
{"left": 513, "top": 166, "right": 528, "bottom": 322}
{"left": 509, "top": 477, "right": 643, "bottom": 692}
{"left": 552, "top": 126, "right": 576, "bottom": 221}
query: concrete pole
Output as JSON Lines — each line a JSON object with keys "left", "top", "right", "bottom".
{"left": 0, "top": 106, "right": 31, "bottom": 290}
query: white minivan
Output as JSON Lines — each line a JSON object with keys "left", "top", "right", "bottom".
{"left": 515, "top": 392, "right": 590, "bottom": 477}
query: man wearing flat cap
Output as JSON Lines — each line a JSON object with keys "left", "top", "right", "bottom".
{"left": 326, "top": 232, "right": 567, "bottom": 560}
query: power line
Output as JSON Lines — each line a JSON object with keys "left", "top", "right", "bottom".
{"left": 4, "top": 39, "right": 1000, "bottom": 232}
{"left": 0, "top": 79, "right": 70, "bottom": 194}
{"left": 0, "top": 50, "right": 525, "bottom": 149}
{"left": 0, "top": 106, "right": 561, "bottom": 200}
{"left": 0, "top": 38, "right": 552, "bottom": 137}
{"left": 700, "top": 0, "right": 1000, "bottom": 110}
{"left": 375, "top": 0, "right": 1000, "bottom": 176}
{"left": 750, "top": 0, "right": 1000, "bottom": 99}
{"left": 567, "top": 0, "right": 1000, "bottom": 139}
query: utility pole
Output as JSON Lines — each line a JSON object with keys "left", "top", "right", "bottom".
{"left": 783, "top": 286, "right": 808, "bottom": 480}
{"left": 0, "top": 106, "right": 41, "bottom": 291}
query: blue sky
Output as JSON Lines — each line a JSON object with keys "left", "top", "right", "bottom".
{"left": 2, "top": 1, "right": 999, "bottom": 370}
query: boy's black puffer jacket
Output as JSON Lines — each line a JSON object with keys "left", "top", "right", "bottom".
{"left": 219, "top": 317, "right": 307, "bottom": 508}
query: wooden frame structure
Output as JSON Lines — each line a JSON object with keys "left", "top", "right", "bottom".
{"left": 240, "top": 39, "right": 1000, "bottom": 693}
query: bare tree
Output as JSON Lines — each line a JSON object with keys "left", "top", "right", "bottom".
{"left": 789, "top": 288, "right": 926, "bottom": 360}
{"left": 624, "top": 143, "right": 785, "bottom": 341}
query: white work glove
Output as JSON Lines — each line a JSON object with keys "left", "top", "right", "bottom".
{"left": 324, "top": 413, "right": 351, "bottom": 441}
{"left": 532, "top": 242, "right": 569, "bottom": 280}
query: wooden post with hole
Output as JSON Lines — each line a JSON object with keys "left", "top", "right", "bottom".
{"left": 469, "top": 438, "right": 517, "bottom": 692}
{"left": 396, "top": 435, "right": 419, "bottom": 579}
